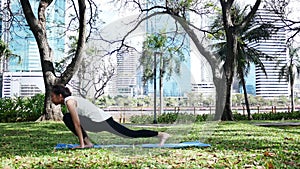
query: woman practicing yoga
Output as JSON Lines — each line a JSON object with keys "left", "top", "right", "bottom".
{"left": 51, "top": 84, "right": 170, "bottom": 149}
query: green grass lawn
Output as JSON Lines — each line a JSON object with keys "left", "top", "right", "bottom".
{"left": 0, "top": 121, "right": 299, "bottom": 168}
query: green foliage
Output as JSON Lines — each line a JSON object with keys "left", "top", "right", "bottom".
{"left": 139, "top": 32, "right": 185, "bottom": 84}
{"left": 157, "top": 112, "right": 179, "bottom": 123}
{"left": 129, "top": 115, "right": 154, "bottom": 124}
{"left": 131, "top": 111, "right": 300, "bottom": 123}
{"left": 130, "top": 112, "right": 209, "bottom": 124}
{"left": 0, "top": 39, "right": 20, "bottom": 62}
{"left": 0, "top": 94, "right": 45, "bottom": 122}
{"left": 234, "top": 111, "right": 300, "bottom": 121}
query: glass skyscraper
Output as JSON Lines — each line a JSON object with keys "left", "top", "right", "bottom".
{"left": 145, "top": 6, "right": 191, "bottom": 97}
{"left": 7, "top": 0, "right": 66, "bottom": 72}
{"left": 1, "top": 0, "right": 66, "bottom": 97}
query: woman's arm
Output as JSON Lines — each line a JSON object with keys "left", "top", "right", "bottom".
{"left": 66, "top": 99, "right": 85, "bottom": 148}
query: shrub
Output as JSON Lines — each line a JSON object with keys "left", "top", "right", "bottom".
{"left": 233, "top": 111, "right": 300, "bottom": 121}
{"left": 130, "top": 112, "right": 210, "bottom": 124}
{"left": 0, "top": 94, "right": 45, "bottom": 122}
{"left": 130, "top": 115, "right": 154, "bottom": 124}
{"left": 131, "top": 111, "right": 300, "bottom": 124}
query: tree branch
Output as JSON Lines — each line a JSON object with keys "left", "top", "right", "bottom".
{"left": 59, "top": 0, "right": 87, "bottom": 84}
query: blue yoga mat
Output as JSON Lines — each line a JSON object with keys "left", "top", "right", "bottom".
{"left": 55, "top": 141, "right": 211, "bottom": 149}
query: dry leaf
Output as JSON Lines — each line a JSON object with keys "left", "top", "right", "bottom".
{"left": 233, "top": 159, "right": 241, "bottom": 164}
{"left": 244, "top": 164, "right": 254, "bottom": 168}
{"left": 284, "top": 161, "right": 295, "bottom": 166}
{"left": 284, "top": 137, "right": 294, "bottom": 141}
{"left": 263, "top": 151, "right": 276, "bottom": 157}
{"left": 267, "top": 161, "right": 274, "bottom": 169}
{"left": 14, "top": 156, "right": 22, "bottom": 161}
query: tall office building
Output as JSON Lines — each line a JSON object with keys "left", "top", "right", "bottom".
{"left": 247, "top": 9, "right": 289, "bottom": 99}
{"left": 1, "top": 0, "right": 66, "bottom": 97}
{"left": 8, "top": 0, "right": 66, "bottom": 72}
{"left": 115, "top": 49, "right": 140, "bottom": 97}
{"left": 0, "top": 0, "right": 4, "bottom": 97}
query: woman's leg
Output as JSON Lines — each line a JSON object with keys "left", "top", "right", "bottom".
{"left": 104, "top": 117, "right": 158, "bottom": 138}
{"left": 104, "top": 117, "right": 170, "bottom": 145}
{"left": 63, "top": 113, "right": 89, "bottom": 139}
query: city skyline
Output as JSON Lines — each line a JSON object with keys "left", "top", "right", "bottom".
{"left": 0, "top": 0, "right": 66, "bottom": 97}
{"left": 1, "top": 1, "right": 299, "bottom": 100}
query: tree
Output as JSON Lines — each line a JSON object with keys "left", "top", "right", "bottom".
{"left": 264, "top": 0, "right": 300, "bottom": 42}
{"left": 215, "top": 0, "right": 262, "bottom": 120}
{"left": 210, "top": 3, "right": 272, "bottom": 120}
{"left": 0, "top": 40, "right": 19, "bottom": 72}
{"left": 54, "top": 35, "right": 115, "bottom": 102}
{"left": 277, "top": 44, "right": 300, "bottom": 112}
{"left": 18, "top": 0, "right": 88, "bottom": 120}
{"left": 140, "top": 32, "right": 185, "bottom": 116}
{"left": 186, "top": 92, "right": 203, "bottom": 107}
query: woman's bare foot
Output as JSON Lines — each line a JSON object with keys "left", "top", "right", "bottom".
{"left": 158, "top": 132, "right": 170, "bottom": 146}
{"left": 84, "top": 137, "right": 93, "bottom": 148}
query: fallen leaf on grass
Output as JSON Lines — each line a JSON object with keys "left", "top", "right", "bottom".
{"left": 196, "top": 153, "right": 203, "bottom": 156}
{"left": 267, "top": 161, "right": 274, "bottom": 169}
{"left": 233, "top": 159, "right": 241, "bottom": 165}
{"left": 57, "top": 158, "right": 65, "bottom": 164}
{"left": 284, "top": 161, "right": 295, "bottom": 166}
{"left": 244, "top": 164, "right": 265, "bottom": 169}
{"left": 284, "top": 137, "right": 294, "bottom": 141}
{"left": 244, "top": 164, "right": 254, "bottom": 168}
{"left": 263, "top": 151, "right": 276, "bottom": 157}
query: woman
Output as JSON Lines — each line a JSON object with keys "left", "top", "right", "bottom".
{"left": 51, "top": 84, "right": 170, "bottom": 149}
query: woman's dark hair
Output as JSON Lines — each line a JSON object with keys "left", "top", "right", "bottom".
{"left": 51, "top": 84, "right": 72, "bottom": 97}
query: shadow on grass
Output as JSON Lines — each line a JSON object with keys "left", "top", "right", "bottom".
{"left": 203, "top": 123, "right": 300, "bottom": 154}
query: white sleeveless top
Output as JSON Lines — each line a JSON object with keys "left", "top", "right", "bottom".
{"left": 64, "top": 96, "right": 112, "bottom": 122}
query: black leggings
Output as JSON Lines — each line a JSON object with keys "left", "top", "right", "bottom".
{"left": 63, "top": 113, "right": 158, "bottom": 139}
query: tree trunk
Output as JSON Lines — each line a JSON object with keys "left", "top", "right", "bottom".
{"left": 20, "top": 0, "right": 62, "bottom": 121}
{"left": 221, "top": 31, "right": 236, "bottom": 121}
{"left": 159, "top": 54, "right": 164, "bottom": 116}
{"left": 222, "top": 78, "right": 234, "bottom": 121}
{"left": 241, "top": 74, "right": 252, "bottom": 120}
{"left": 37, "top": 80, "right": 63, "bottom": 121}
{"left": 290, "top": 78, "right": 295, "bottom": 112}
{"left": 213, "top": 77, "right": 226, "bottom": 120}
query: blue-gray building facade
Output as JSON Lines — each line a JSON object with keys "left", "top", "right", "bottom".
{"left": 8, "top": 0, "right": 66, "bottom": 72}
{"left": 1, "top": 0, "right": 66, "bottom": 97}
{"left": 145, "top": 1, "right": 191, "bottom": 97}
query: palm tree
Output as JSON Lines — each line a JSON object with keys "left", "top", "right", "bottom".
{"left": 277, "top": 45, "right": 300, "bottom": 112}
{"left": 0, "top": 40, "right": 20, "bottom": 72}
{"left": 210, "top": 4, "right": 272, "bottom": 120}
{"left": 140, "top": 32, "right": 185, "bottom": 123}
